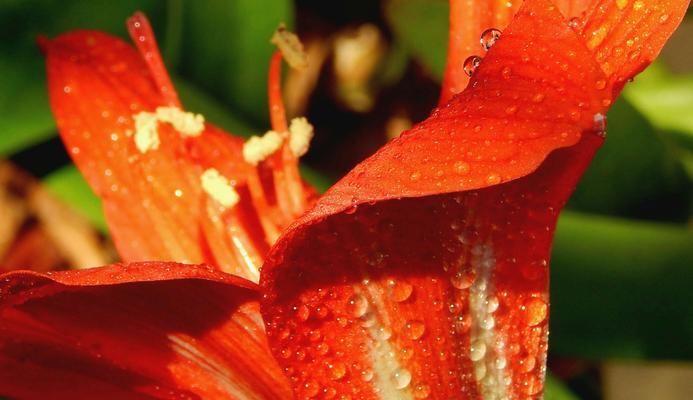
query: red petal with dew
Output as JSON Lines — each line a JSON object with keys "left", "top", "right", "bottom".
{"left": 0, "top": 262, "right": 292, "bottom": 399}
{"left": 259, "top": 0, "right": 685, "bottom": 398}
{"left": 45, "top": 30, "right": 266, "bottom": 280}
{"left": 440, "top": 0, "right": 596, "bottom": 104}
{"left": 576, "top": 0, "right": 690, "bottom": 95}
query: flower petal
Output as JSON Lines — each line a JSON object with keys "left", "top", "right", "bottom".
{"left": 576, "top": 0, "right": 690, "bottom": 95}
{"left": 45, "top": 30, "right": 277, "bottom": 280}
{"left": 440, "top": 0, "right": 595, "bottom": 104}
{"left": 0, "top": 262, "right": 292, "bottom": 399}
{"left": 259, "top": 0, "right": 682, "bottom": 397}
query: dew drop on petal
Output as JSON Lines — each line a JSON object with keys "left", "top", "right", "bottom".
{"left": 329, "top": 362, "right": 347, "bottom": 380}
{"left": 501, "top": 66, "right": 512, "bottom": 80}
{"left": 486, "top": 174, "right": 501, "bottom": 185}
{"left": 593, "top": 113, "right": 607, "bottom": 137}
{"left": 404, "top": 320, "right": 426, "bottom": 340}
{"left": 388, "top": 279, "right": 413, "bottom": 302}
{"left": 470, "top": 340, "right": 487, "bottom": 361}
{"left": 480, "top": 28, "right": 501, "bottom": 51}
{"left": 480, "top": 316, "right": 495, "bottom": 330}
{"left": 454, "top": 161, "right": 470, "bottom": 175}
{"left": 361, "top": 368, "right": 374, "bottom": 382}
{"left": 463, "top": 55, "right": 482, "bottom": 77}
{"left": 451, "top": 271, "right": 475, "bottom": 289}
{"left": 302, "top": 380, "right": 320, "bottom": 398}
{"left": 346, "top": 293, "right": 368, "bottom": 318}
{"left": 532, "top": 93, "right": 545, "bottom": 103}
{"left": 391, "top": 368, "right": 412, "bottom": 389}
{"left": 414, "top": 384, "right": 432, "bottom": 399}
{"left": 524, "top": 297, "right": 548, "bottom": 326}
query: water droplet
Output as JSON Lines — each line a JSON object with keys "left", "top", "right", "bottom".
{"left": 410, "top": 171, "right": 421, "bottom": 181}
{"left": 568, "top": 17, "right": 581, "bottom": 29}
{"left": 463, "top": 55, "right": 482, "bottom": 77}
{"left": 329, "top": 362, "right": 347, "bottom": 380}
{"left": 391, "top": 368, "right": 412, "bottom": 389}
{"left": 375, "top": 326, "right": 393, "bottom": 340}
{"left": 659, "top": 14, "right": 669, "bottom": 23}
{"left": 470, "top": 340, "right": 487, "bottom": 361}
{"left": 524, "top": 297, "right": 548, "bottom": 326}
{"left": 302, "top": 380, "right": 320, "bottom": 398}
{"left": 388, "top": 280, "right": 413, "bottom": 302}
{"left": 595, "top": 79, "right": 606, "bottom": 90}
{"left": 531, "top": 93, "right": 545, "bottom": 103}
{"left": 450, "top": 271, "right": 475, "bottom": 289}
{"left": 414, "top": 384, "right": 432, "bottom": 399}
{"left": 361, "top": 369, "right": 374, "bottom": 382}
{"left": 486, "top": 296, "right": 499, "bottom": 313}
{"left": 480, "top": 28, "right": 501, "bottom": 51}
{"left": 454, "top": 161, "right": 470, "bottom": 175}
{"left": 494, "top": 356, "right": 507, "bottom": 370}
{"left": 316, "top": 342, "right": 330, "bottom": 355}
{"left": 520, "top": 355, "right": 536, "bottom": 372}
{"left": 593, "top": 113, "right": 607, "bottom": 137}
{"left": 346, "top": 294, "right": 368, "bottom": 318}
{"left": 486, "top": 174, "right": 501, "bottom": 185}
{"left": 505, "top": 105, "right": 518, "bottom": 115}
{"left": 404, "top": 320, "right": 426, "bottom": 340}
{"left": 295, "top": 304, "right": 311, "bottom": 321}
{"left": 480, "top": 316, "right": 495, "bottom": 330}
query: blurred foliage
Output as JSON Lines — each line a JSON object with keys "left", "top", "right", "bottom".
{"left": 178, "top": 0, "right": 294, "bottom": 125}
{"left": 0, "top": 1, "right": 692, "bottom": 398}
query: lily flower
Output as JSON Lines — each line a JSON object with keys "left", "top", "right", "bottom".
{"left": 0, "top": 0, "right": 687, "bottom": 398}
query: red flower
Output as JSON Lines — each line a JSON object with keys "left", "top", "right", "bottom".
{"left": 0, "top": 0, "right": 687, "bottom": 398}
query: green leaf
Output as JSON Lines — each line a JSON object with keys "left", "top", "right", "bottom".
{"left": 568, "top": 97, "right": 690, "bottom": 222}
{"left": 384, "top": 0, "right": 449, "bottom": 80}
{"left": 545, "top": 374, "right": 580, "bottom": 400}
{"left": 0, "top": 55, "right": 56, "bottom": 157}
{"left": 624, "top": 63, "right": 693, "bottom": 178}
{"left": 550, "top": 211, "right": 693, "bottom": 360}
{"left": 625, "top": 63, "right": 693, "bottom": 143}
{"left": 178, "top": 0, "right": 294, "bottom": 125}
{"left": 43, "top": 165, "right": 107, "bottom": 232}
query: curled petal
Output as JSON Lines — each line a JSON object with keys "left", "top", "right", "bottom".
{"left": 0, "top": 262, "right": 292, "bottom": 399}
{"left": 259, "top": 0, "right": 685, "bottom": 397}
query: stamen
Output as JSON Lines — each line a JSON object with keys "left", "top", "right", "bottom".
{"left": 271, "top": 24, "right": 308, "bottom": 70}
{"left": 155, "top": 106, "right": 205, "bottom": 137}
{"left": 243, "top": 130, "right": 284, "bottom": 166}
{"left": 127, "top": 12, "right": 181, "bottom": 107}
{"left": 133, "top": 111, "right": 160, "bottom": 153}
{"left": 288, "top": 117, "right": 314, "bottom": 157}
{"left": 200, "top": 168, "right": 240, "bottom": 209}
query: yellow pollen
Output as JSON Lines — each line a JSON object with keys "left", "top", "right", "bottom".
{"left": 288, "top": 117, "right": 314, "bottom": 157}
{"left": 133, "top": 111, "right": 160, "bottom": 153}
{"left": 132, "top": 107, "right": 205, "bottom": 153}
{"left": 155, "top": 106, "right": 205, "bottom": 137}
{"left": 200, "top": 168, "right": 239, "bottom": 209}
{"left": 242, "top": 130, "right": 284, "bottom": 166}
{"left": 271, "top": 24, "right": 308, "bottom": 69}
